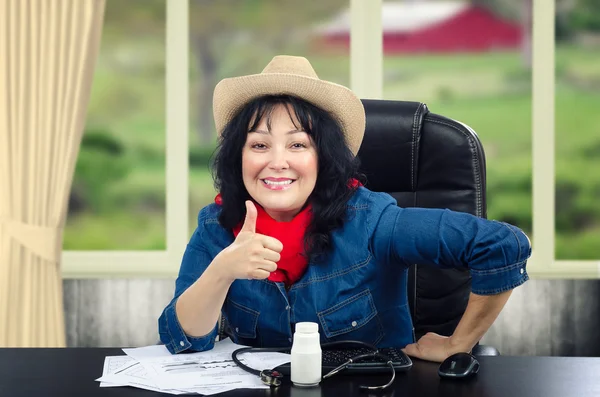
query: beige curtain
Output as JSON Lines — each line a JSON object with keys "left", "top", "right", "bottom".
{"left": 0, "top": 0, "right": 106, "bottom": 347}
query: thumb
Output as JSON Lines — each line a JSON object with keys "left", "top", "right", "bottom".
{"left": 402, "top": 343, "right": 421, "bottom": 359}
{"left": 240, "top": 200, "right": 257, "bottom": 233}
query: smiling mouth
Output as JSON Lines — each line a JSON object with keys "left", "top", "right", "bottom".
{"left": 261, "top": 179, "right": 295, "bottom": 186}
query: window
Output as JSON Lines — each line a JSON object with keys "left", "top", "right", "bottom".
{"left": 382, "top": 1, "right": 533, "bottom": 239}
{"left": 63, "top": 0, "right": 598, "bottom": 278}
{"left": 555, "top": 0, "right": 600, "bottom": 260}
{"left": 64, "top": 0, "right": 166, "bottom": 250}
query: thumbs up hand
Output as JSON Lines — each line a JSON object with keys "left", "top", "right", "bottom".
{"left": 239, "top": 200, "right": 258, "bottom": 234}
{"left": 210, "top": 201, "right": 283, "bottom": 283}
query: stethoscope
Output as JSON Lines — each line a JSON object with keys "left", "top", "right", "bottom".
{"left": 232, "top": 340, "right": 396, "bottom": 391}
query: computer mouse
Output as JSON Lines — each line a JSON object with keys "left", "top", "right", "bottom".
{"left": 438, "top": 352, "right": 479, "bottom": 379}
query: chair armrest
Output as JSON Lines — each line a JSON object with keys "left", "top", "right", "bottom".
{"left": 472, "top": 344, "right": 500, "bottom": 356}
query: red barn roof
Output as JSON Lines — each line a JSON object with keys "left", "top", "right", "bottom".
{"left": 317, "top": 2, "right": 523, "bottom": 54}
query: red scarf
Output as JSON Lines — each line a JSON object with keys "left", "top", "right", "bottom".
{"left": 214, "top": 179, "right": 362, "bottom": 287}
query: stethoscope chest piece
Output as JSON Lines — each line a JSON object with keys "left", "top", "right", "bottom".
{"left": 260, "top": 369, "right": 284, "bottom": 387}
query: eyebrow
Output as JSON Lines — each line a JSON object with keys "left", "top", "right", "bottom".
{"left": 249, "top": 129, "right": 306, "bottom": 135}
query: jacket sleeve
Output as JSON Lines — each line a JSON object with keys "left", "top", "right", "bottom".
{"left": 158, "top": 211, "right": 219, "bottom": 354}
{"left": 369, "top": 194, "right": 531, "bottom": 295}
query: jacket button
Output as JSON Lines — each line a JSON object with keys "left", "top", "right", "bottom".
{"left": 235, "top": 327, "right": 239, "bottom": 333}
{"left": 180, "top": 341, "right": 185, "bottom": 346}
{"left": 285, "top": 306, "right": 290, "bottom": 310}
{"left": 351, "top": 321, "right": 357, "bottom": 327}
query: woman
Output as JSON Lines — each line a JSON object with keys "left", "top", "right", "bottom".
{"left": 158, "top": 55, "right": 531, "bottom": 363}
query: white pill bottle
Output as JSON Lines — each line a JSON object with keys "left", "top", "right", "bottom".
{"left": 290, "top": 322, "right": 322, "bottom": 387}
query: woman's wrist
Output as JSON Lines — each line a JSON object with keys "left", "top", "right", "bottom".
{"left": 448, "top": 332, "right": 478, "bottom": 353}
{"left": 205, "top": 259, "right": 235, "bottom": 286}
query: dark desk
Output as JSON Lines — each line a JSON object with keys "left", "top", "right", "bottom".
{"left": 1, "top": 348, "right": 600, "bottom": 397}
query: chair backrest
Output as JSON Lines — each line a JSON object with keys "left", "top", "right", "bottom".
{"left": 356, "top": 99, "right": 487, "bottom": 339}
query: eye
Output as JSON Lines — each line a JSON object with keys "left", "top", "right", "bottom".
{"left": 291, "top": 142, "right": 308, "bottom": 149}
{"left": 250, "top": 143, "right": 267, "bottom": 150}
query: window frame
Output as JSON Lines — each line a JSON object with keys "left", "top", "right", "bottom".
{"left": 62, "top": 0, "right": 599, "bottom": 279}
{"left": 62, "top": 0, "right": 188, "bottom": 278}
{"left": 529, "top": 0, "right": 598, "bottom": 278}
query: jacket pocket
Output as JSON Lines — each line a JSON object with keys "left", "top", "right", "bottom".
{"left": 225, "top": 298, "right": 260, "bottom": 344}
{"left": 317, "top": 289, "right": 384, "bottom": 346}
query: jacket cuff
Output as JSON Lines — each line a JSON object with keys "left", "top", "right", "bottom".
{"left": 470, "top": 222, "right": 531, "bottom": 295}
{"left": 470, "top": 260, "right": 529, "bottom": 295}
{"left": 158, "top": 298, "right": 217, "bottom": 354}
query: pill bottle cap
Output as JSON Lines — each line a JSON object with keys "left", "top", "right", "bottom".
{"left": 295, "top": 322, "right": 319, "bottom": 334}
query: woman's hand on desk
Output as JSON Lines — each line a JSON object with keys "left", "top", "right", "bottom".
{"left": 402, "top": 291, "right": 513, "bottom": 362}
{"left": 402, "top": 332, "right": 472, "bottom": 363}
{"left": 211, "top": 201, "right": 283, "bottom": 282}
{"left": 402, "top": 332, "right": 473, "bottom": 362}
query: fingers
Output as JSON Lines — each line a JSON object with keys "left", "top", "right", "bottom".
{"left": 245, "top": 261, "right": 276, "bottom": 281}
{"left": 261, "top": 249, "right": 281, "bottom": 264}
{"left": 248, "top": 268, "right": 271, "bottom": 280}
{"left": 257, "top": 235, "right": 284, "bottom": 253}
{"left": 257, "top": 259, "right": 278, "bottom": 273}
{"left": 240, "top": 200, "right": 257, "bottom": 233}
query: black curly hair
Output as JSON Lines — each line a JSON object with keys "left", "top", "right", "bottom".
{"left": 211, "top": 94, "right": 364, "bottom": 262}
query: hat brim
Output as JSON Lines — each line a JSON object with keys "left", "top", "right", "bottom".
{"left": 213, "top": 73, "right": 365, "bottom": 155}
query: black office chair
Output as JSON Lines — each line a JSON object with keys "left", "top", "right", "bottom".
{"left": 357, "top": 99, "right": 499, "bottom": 356}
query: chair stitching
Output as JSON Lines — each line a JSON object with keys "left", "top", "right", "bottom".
{"left": 411, "top": 103, "right": 425, "bottom": 191}
{"left": 423, "top": 118, "right": 483, "bottom": 218}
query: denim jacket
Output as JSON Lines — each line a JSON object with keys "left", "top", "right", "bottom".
{"left": 158, "top": 187, "right": 531, "bottom": 354}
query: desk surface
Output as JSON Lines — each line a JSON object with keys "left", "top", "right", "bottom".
{"left": 1, "top": 348, "right": 600, "bottom": 397}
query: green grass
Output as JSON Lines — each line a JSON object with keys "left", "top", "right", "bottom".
{"left": 64, "top": 211, "right": 166, "bottom": 250}
{"left": 556, "top": 86, "right": 600, "bottom": 154}
{"left": 65, "top": 44, "right": 600, "bottom": 260}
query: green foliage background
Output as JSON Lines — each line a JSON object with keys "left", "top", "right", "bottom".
{"left": 64, "top": 0, "right": 600, "bottom": 260}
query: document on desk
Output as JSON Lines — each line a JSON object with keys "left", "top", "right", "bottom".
{"left": 133, "top": 339, "right": 291, "bottom": 390}
{"left": 100, "top": 355, "right": 136, "bottom": 387}
{"left": 96, "top": 339, "right": 291, "bottom": 395}
{"left": 98, "top": 358, "right": 189, "bottom": 394}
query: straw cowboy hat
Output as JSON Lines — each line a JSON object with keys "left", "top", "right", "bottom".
{"left": 213, "top": 55, "right": 366, "bottom": 155}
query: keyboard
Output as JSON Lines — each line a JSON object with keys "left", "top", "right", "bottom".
{"left": 274, "top": 347, "right": 412, "bottom": 375}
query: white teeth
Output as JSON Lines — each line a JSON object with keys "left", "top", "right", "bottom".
{"left": 263, "top": 179, "right": 293, "bottom": 185}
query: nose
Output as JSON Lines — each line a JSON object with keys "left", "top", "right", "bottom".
{"left": 268, "top": 148, "right": 289, "bottom": 171}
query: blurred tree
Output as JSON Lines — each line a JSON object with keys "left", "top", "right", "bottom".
{"left": 72, "top": 130, "right": 130, "bottom": 215}
{"left": 101, "top": 0, "right": 346, "bottom": 146}
{"left": 471, "top": 0, "right": 532, "bottom": 69}
{"left": 556, "top": 0, "right": 574, "bottom": 40}
{"left": 567, "top": 0, "right": 600, "bottom": 32}
{"left": 555, "top": 0, "right": 600, "bottom": 40}
{"left": 188, "top": 0, "right": 346, "bottom": 145}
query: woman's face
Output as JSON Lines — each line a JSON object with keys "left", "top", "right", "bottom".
{"left": 242, "top": 104, "right": 318, "bottom": 222}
